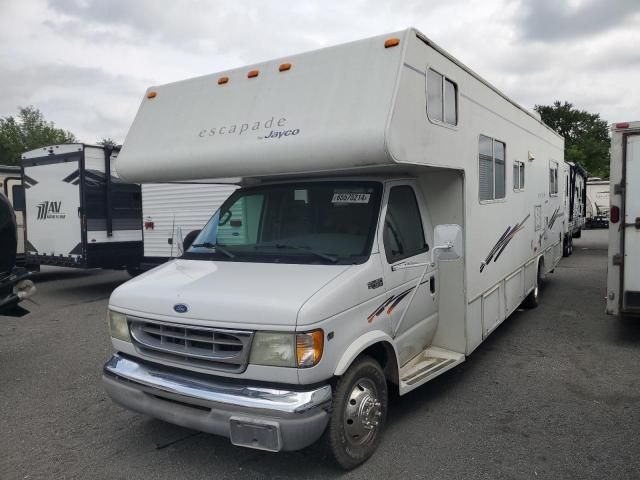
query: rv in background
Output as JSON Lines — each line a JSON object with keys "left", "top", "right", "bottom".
{"left": 586, "top": 178, "right": 610, "bottom": 228}
{"left": 21, "top": 144, "right": 143, "bottom": 271}
{"left": 0, "top": 165, "right": 26, "bottom": 267}
{"left": 138, "top": 183, "right": 236, "bottom": 270}
{"left": 561, "top": 161, "right": 587, "bottom": 256}
{"left": 607, "top": 121, "right": 640, "bottom": 317}
{"left": 102, "top": 29, "right": 566, "bottom": 468}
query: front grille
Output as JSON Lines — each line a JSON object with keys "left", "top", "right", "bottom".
{"left": 128, "top": 317, "right": 253, "bottom": 373}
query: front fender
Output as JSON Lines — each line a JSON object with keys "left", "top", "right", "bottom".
{"left": 333, "top": 330, "right": 398, "bottom": 376}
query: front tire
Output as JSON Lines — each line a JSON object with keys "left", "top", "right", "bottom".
{"left": 325, "top": 356, "right": 388, "bottom": 470}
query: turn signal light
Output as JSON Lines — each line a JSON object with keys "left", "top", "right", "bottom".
{"left": 296, "top": 330, "right": 324, "bottom": 368}
{"left": 247, "top": 69, "right": 259, "bottom": 78}
{"left": 384, "top": 38, "right": 400, "bottom": 48}
{"left": 610, "top": 205, "right": 620, "bottom": 224}
{"left": 146, "top": 91, "right": 157, "bottom": 99}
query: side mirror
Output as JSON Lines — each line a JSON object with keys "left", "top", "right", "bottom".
{"left": 182, "top": 229, "right": 201, "bottom": 252}
{"left": 431, "top": 224, "right": 463, "bottom": 265}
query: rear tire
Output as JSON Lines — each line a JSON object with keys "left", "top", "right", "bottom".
{"left": 522, "top": 261, "right": 542, "bottom": 309}
{"left": 572, "top": 229, "right": 582, "bottom": 239}
{"left": 325, "top": 356, "right": 388, "bottom": 470}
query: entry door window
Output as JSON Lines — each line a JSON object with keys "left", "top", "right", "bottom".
{"left": 383, "top": 186, "right": 428, "bottom": 263}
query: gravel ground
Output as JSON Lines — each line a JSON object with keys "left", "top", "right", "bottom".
{"left": 1, "top": 229, "right": 638, "bottom": 479}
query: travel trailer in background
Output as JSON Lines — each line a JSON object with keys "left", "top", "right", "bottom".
{"left": 1, "top": 165, "right": 26, "bottom": 267}
{"left": 561, "top": 161, "right": 587, "bottom": 256}
{"left": 21, "top": 145, "right": 143, "bottom": 271}
{"left": 607, "top": 121, "right": 640, "bottom": 317}
{"left": 102, "top": 29, "right": 566, "bottom": 468}
{"left": 586, "top": 178, "right": 610, "bottom": 228}
{"left": 139, "top": 183, "right": 236, "bottom": 270}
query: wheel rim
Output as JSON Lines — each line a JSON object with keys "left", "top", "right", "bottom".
{"left": 344, "top": 378, "right": 382, "bottom": 447}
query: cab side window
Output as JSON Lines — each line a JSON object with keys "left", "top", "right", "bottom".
{"left": 383, "top": 186, "right": 428, "bottom": 263}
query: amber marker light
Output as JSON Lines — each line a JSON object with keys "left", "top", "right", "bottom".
{"left": 279, "top": 63, "right": 292, "bottom": 72}
{"left": 384, "top": 38, "right": 400, "bottom": 48}
{"left": 218, "top": 76, "right": 229, "bottom": 85}
{"left": 247, "top": 69, "right": 260, "bottom": 78}
{"left": 146, "top": 91, "right": 157, "bottom": 99}
{"left": 296, "top": 330, "right": 324, "bottom": 368}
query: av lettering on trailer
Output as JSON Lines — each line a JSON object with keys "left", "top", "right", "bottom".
{"left": 36, "top": 201, "right": 66, "bottom": 220}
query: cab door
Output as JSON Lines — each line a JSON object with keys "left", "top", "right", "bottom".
{"left": 379, "top": 180, "right": 438, "bottom": 366}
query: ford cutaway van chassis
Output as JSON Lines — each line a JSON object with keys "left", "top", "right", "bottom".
{"left": 103, "top": 28, "right": 566, "bottom": 469}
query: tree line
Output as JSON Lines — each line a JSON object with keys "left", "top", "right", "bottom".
{"left": 0, "top": 103, "right": 612, "bottom": 177}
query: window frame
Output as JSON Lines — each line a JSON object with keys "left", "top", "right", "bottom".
{"left": 478, "top": 134, "right": 507, "bottom": 203}
{"left": 426, "top": 67, "right": 459, "bottom": 129}
{"left": 382, "top": 184, "right": 429, "bottom": 264}
{"left": 513, "top": 161, "right": 525, "bottom": 192}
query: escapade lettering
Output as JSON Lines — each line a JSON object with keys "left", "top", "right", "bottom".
{"left": 198, "top": 117, "right": 288, "bottom": 138}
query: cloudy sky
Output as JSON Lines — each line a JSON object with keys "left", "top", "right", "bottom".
{"left": 1, "top": 0, "right": 639, "bottom": 143}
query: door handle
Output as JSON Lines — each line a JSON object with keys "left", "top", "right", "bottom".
{"left": 430, "top": 276, "right": 435, "bottom": 294}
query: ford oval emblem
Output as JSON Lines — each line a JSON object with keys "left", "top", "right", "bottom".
{"left": 173, "top": 303, "right": 188, "bottom": 314}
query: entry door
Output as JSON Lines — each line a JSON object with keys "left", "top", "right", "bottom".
{"left": 624, "top": 134, "right": 640, "bottom": 300}
{"left": 379, "top": 181, "right": 438, "bottom": 366}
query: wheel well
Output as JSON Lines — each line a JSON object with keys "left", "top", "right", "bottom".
{"left": 359, "top": 342, "right": 399, "bottom": 385}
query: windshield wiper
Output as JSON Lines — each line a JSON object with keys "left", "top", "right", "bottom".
{"left": 190, "top": 242, "right": 236, "bottom": 259}
{"left": 256, "top": 243, "right": 337, "bottom": 263}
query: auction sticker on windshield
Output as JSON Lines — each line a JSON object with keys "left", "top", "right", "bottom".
{"left": 332, "top": 193, "right": 371, "bottom": 203}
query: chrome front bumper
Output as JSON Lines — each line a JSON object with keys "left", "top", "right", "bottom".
{"left": 103, "top": 354, "right": 332, "bottom": 451}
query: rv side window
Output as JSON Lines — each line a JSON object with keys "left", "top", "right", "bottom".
{"left": 549, "top": 161, "right": 559, "bottom": 196}
{"left": 427, "top": 68, "right": 458, "bottom": 126}
{"left": 479, "top": 135, "right": 506, "bottom": 201}
{"left": 383, "top": 186, "right": 428, "bottom": 263}
{"left": 513, "top": 161, "right": 525, "bottom": 191}
{"left": 11, "top": 185, "right": 25, "bottom": 211}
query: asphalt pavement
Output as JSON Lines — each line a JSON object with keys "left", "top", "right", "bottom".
{"left": 1, "top": 229, "right": 639, "bottom": 479}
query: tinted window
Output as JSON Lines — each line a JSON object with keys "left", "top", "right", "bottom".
{"left": 11, "top": 185, "right": 25, "bottom": 211}
{"left": 444, "top": 79, "right": 457, "bottom": 125}
{"left": 383, "top": 186, "right": 427, "bottom": 263}
{"left": 427, "top": 69, "right": 443, "bottom": 122}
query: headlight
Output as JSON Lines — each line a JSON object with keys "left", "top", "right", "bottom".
{"left": 249, "top": 330, "right": 324, "bottom": 368}
{"left": 108, "top": 310, "right": 131, "bottom": 342}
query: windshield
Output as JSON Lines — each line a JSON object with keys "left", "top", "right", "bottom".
{"left": 184, "top": 181, "right": 382, "bottom": 265}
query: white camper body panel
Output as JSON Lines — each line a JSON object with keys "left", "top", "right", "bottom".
{"left": 586, "top": 179, "right": 610, "bottom": 227}
{"left": 141, "top": 183, "right": 236, "bottom": 259}
{"left": 607, "top": 121, "right": 640, "bottom": 316}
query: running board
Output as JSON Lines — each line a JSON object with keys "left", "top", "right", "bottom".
{"left": 399, "top": 347, "right": 465, "bottom": 395}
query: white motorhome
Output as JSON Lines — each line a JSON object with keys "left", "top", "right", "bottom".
{"left": 586, "top": 178, "right": 610, "bottom": 228}
{"left": 138, "top": 183, "right": 236, "bottom": 270}
{"left": 21, "top": 144, "right": 143, "bottom": 270}
{"left": 561, "top": 161, "right": 587, "bottom": 256}
{"left": 607, "top": 121, "right": 640, "bottom": 317}
{"left": 0, "top": 165, "right": 26, "bottom": 267}
{"left": 103, "top": 29, "right": 565, "bottom": 468}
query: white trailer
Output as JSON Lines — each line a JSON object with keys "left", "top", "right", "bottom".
{"left": 21, "top": 144, "right": 143, "bottom": 270}
{"left": 138, "top": 183, "right": 236, "bottom": 269}
{"left": 586, "top": 178, "right": 610, "bottom": 228}
{"left": 0, "top": 165, "right": 26, "bottom": 267}
{"left": 607, "top": 121, "right": 640, "bottom": 316}
{"left": 560, "top": 161, "right": 587, "bottom": 256}
{"left": 103, "top": 29, "right": 565, "bottom": 468}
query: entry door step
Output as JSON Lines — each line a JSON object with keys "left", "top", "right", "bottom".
{"left": 399, "top": 347, "right": 465, "bottom": 387}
